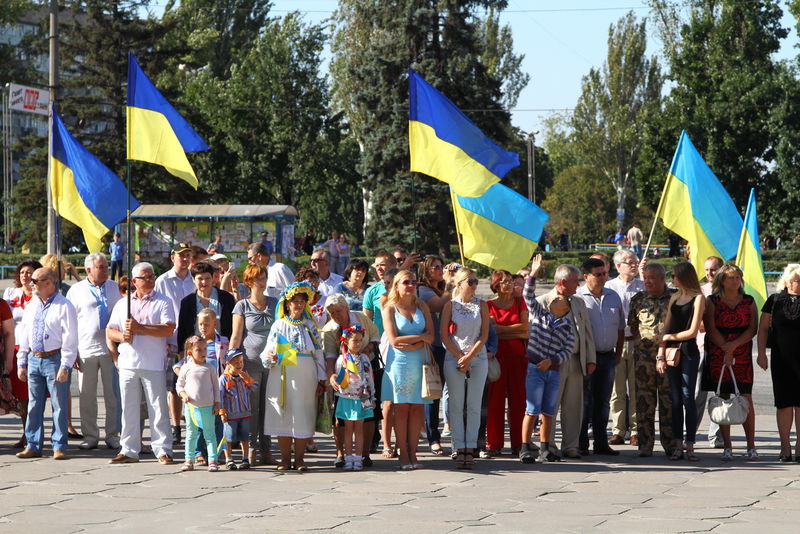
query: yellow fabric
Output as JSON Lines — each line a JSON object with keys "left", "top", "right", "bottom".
{"left": 656, "top": 173, "right": 721, "bottom": 266}
{"left": 736, "top": 229, "right": 768, "bottom": 316}
{"left": 409, "top": 120, "right": 499, "bottom": 198}
{"left": 50, "top": 158, "right": 108, "bottom": 252}
{"left": 454, "top": 200, "right": 537, "bottom": 272}
{"left": 126, "top": 106, "right": 199, "bottom": 189}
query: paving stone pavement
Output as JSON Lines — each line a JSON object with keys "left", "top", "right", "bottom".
{"left": 2, "top": 279, "right": 798, "bottom": 532}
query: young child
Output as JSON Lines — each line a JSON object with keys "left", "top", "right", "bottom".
{"left": 174, "top": 308, "right": 229, "bottom": 464}
{"left": 331, "top": 325, "right": 375, "bottom": 471}
{"left": 219, "top": 348, "right": 258, "bottom": 470}
{"left": 177, "top": 336, "right": 221, "bottom": 472}
{"left": 520, "top": 254, "right": 576, "bottom": 463}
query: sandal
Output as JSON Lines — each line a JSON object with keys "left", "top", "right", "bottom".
{"left": 195, "top": 455, "right": 208, "bottom": 466}
{"left": 381, "top": 446, "right": 396, "bottom": 459}
{"left": 430, "top": 443, "right": 444, "bottom": 456}
{"left": 454, "top": 452, "right": 466, "bottom": 469}
{"left": 687, "top": 452, "right": 700, "bottom": 462}
{"left": 306, "top": 441, "right": 318, "bottom": 453}
{"left": 670, "top": 449, "right": 684, "bottom": 461}
{"left": 463, "top": 451, "right": 475, "bottom": 469}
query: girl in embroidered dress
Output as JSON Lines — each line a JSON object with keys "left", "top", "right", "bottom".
{"left": 331, "top": 326, "right": 375, "bottom": 470}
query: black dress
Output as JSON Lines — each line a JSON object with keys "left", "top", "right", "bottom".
{"left": 763, "top": 292, "right": 800, "bottom": 408}
{"left": 664, "top": 298, "right": 700, "bottom": 359}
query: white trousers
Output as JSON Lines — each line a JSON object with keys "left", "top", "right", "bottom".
{"left": 78, "top": 352, "right": 119, "bottom": 442}
{"left": 119, "top": 368, "right": 172, "bottom": 458}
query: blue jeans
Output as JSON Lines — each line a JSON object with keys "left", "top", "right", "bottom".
{"left": 580, "top": 351, "right": 616, "bottom": 449}
{"left": 443, "top": 351, "right": 488, "bottom": 449}
{"left": 424, "top": 345, "right": 446, "bottom": 445}
{"left": 525, "top": 364, "right": 560, "bottom": 416}
{"left": 667, "top": 348, "right": 699, "bottom": 444}
{"left": 25, "top": 355, "right": 71, "bottom": 452}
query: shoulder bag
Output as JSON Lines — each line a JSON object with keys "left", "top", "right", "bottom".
{"left": 707, "top": 364, "right": 749, "bottom": 425}
{"left": 421, "top": 344, "right": 443, "bottom": 400}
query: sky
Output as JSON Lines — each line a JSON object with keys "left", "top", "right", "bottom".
{"left": 269, "top": 0, "right": 799, "bottom": 142}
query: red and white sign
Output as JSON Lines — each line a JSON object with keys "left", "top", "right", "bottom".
{"left": 8, "top": 83, "right": 50, "bottom": 116}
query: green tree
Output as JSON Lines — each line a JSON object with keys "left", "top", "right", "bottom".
{"left": 570, "top": 12, "right": 662, "bottom": 229}
{"left": 641, "top": 0, "right": 790, "bottom": 236}
{"left": 331, "top": 0, "right": 526, "bottom": 255}
{"left": 540, "top": 165, "right": 616, "bottom": 247}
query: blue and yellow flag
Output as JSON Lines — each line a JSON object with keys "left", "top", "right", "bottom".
{"left": 275, "top": 333, "right": 298, "bottom": 366}
{"left": 408, "top": 68, "right": 519, "bottom": 198}
{"left": 453, "top": 183, "right": 549, "bottom": 272}
{"left": 736, "top": 189, "right": 767, "bottom": 314}
{"left": 51, "top": 109, "right": 139, "bottom": 252}
{"left": 657, "top": 131, "right": 742, "bottom": 265}
{"left": 126, "top": 52, "right": 209, "bottom": 189}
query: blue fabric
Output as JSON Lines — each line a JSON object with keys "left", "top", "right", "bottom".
{"left": 25, "top": 355, "right": 70, "bottom": 451}
{"left": 444, "top": 351, "right": 488, "bottom": 449}
{"left": 525, "top": 364, "right": 560, "bottom": 416}
{"left": 110, "top": 241, "right": 124, "bottom": 261}
{"left": 667, "top": 350, "right": 700, "bottom": 444}
{"left": 224, "top": 417, "right": 251, "bottom": 443}
{"left": 88, "top": 282, "right": 110, "bottom": 329}
{"left": 335, "top": 397, "right": 373, "bottom": 421}
{"left": 380, "top": 307, "right": 432, "bottom": 405}
{"left": 195, "top": 414, "right": 223, "bottom": 459}
{"left": 185, "top": 404, "right": 218, "bottom": 463}
{"left": 580, "top": 352, "right": 617, "bottom": 448}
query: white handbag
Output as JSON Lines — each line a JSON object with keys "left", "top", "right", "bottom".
{"left": 707, "top": 364, "right": 749, "bottom": 425}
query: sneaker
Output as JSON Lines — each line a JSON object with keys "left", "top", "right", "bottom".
{"left": 239, "top": 459, "right": 251, "bottom": 470}
{"left": 226, "top": 460, "right": 238, "bottom": 470}
{"left": 208, "top": 461, "right": 219, "bottom": 472}
{"left": 745, "top": 448, "right": 759, "bottom": 461}
{"left": 181, "top": 461, "right": 194, "bottom": 471}
{"left": 344, "top": 455, "right": 355, "bottom": 471}
{"left": 721, "top": 448, "right": 733, "bottom": 462}
{"left": 353, "top": 457, "right": 363, "bottom": 471}
{"left": 544, "top": 450, "right": 561, "bottom": 462}
{"left": 519, "top": 443, "right": 539, "bottom": 464}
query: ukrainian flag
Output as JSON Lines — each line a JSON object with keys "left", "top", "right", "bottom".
{"left": 736, "top": 189, "right": 767, "bottom": 313}
{"left": 454, "top": 183, "right": 549, "bottom": 272}
{"left": 51, "top": 109, "right": 139, "bottom": 253}
{"left": 408, "top": 68, "right": 519, "bottom": 198}
{"left": 656, "top": 131, "right": 742, "bottom": 264}
{"left": 126, "top": 52, "right": 209, "bottom": 189}
{"left": 275, "top": 333, "right": 298, "bottom": 366}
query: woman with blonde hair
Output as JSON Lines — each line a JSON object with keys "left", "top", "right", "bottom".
{"left": 381, "top": 270, "right": 435, "bottom": 470}
{"left": 440, "top": 268, "right": 489, "bottom": 468}
{"left": 704, "top": 264, "right": 758, "bottom": 461}
{"left": 757, "top": 264, "right": 800, "bottom": 462}
{"left": 657, "top": 261, "right": 705, "bottom": 461}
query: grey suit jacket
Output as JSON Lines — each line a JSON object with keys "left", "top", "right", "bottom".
{"left": 537, "top": 288, "right": 596, "bottom": 375}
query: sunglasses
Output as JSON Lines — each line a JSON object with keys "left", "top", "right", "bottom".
{"left": 30, "top": 278, "right": 50, "bottom": 285}
{"left": 466, "top": 279, "right": 479, "bottom": 286}
{"left": 431, "top": 265, "right": 444, "bottom": 271}
{"left": 310, "top": 258, "right": 327, "bottom": 263}
{"left": 401, "top": 279, "right": 417, "bottom": 286}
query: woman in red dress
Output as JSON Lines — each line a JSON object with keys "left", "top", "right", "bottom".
{"left": 2, "top": 260, "right": 42, "bottom": 447}
{"left": 703, "top": 264, "right": 758, "bottom": 461}
{"left": 485, "top": 270, "right": 528, "bottom": 456}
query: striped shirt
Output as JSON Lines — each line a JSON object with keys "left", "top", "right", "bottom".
{"left": 219, "top": 372, "right": 258, "bottom": 420}
{"left": 523, "top": 276, "right": 575, "bottom": 370}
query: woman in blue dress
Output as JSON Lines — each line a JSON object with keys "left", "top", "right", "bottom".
{"left": 381, "top": 270, "right": 434, "bottom": 470}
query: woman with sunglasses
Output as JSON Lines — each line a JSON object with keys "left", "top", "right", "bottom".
{"left": 440, "top": 268, "right": 489, "bottom": 468}
{"left": 381, "top": 270, "right": 435, "bottom": 470}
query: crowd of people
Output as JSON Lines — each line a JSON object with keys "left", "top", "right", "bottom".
{"left": 1, "top": 240, "right": 799, "bottom": 472}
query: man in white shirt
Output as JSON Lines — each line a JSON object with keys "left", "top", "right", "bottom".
{"left": 605, "top": 249, "right": 645, "bottom": 446}
{"left": 155, "top": 242, "right": 194, "bottom": 444}
{"left": 16, "top": 267, "right": 78, "bottom": 460}
{"left": 247, "top": 242, "right": 294, "bottom": 299}
{"left": 627, "top": 223, "right": 644, "bottom": 259}
{"left": 311, "top": 247, "right": 343, "bottom": 301}
{"left": 107, "top": 262, "right": 176, "bottom": 465}
{"left": 67, "top": 253, "right": 122, "bottom": 450}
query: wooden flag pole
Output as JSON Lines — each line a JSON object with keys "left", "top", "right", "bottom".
{"left": 450, "top": 188, "right": 466, "bottom": 266}
{"left": 642, "top": 175, "right": 670, "bottom": 260}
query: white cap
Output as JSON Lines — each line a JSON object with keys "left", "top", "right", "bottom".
{"left": 210, "top": 253, "right": 228, "bottom": 262}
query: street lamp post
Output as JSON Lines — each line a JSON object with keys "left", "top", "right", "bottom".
{"left": 527, "top": 130, "right": 539, "bottom": 204}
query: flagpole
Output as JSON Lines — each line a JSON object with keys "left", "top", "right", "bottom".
{"left": 449, "top": 188, "right": 466, "bottom": 266}
{"left": 126, "top": 159, "right": 132, "bottom": 318}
